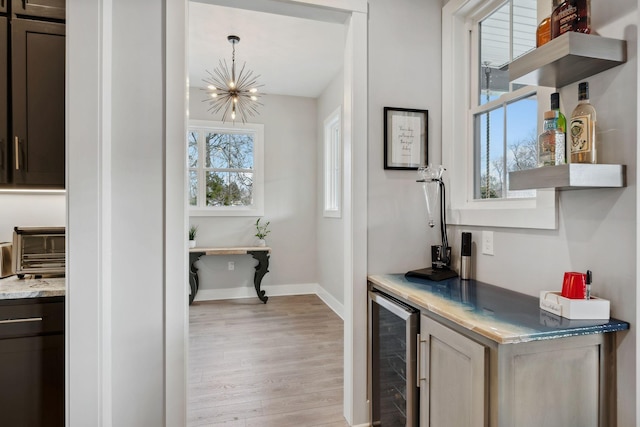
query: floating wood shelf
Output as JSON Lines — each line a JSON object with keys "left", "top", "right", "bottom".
{"left": 509, "top": 33, "right": 627, "bottom": 88}
{"left": 509, "top": 164, "right": 626, "bottom": 191}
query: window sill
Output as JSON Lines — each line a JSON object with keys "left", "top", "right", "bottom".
{"left": 447, "top": 188, "right": 557, "bottom": 230}
{"left": 189, "top": 206, "right": 264, "bottom": 217}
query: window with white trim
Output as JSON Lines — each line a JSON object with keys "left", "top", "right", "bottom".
{"left": 187, "top": 120, "right": 264, "bottom": 216}
{"left": 442, "top": 0, "right": 557, "bottom": 229}
{"left": 323, "top": 107, "right": 342, "bottom": 218}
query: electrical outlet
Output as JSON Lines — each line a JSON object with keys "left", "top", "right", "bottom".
{"left": 228, "top": 261, "right": 235, "bottom": 271}
{"left": 482, "top": 231, "right": 494, "bottom": 256}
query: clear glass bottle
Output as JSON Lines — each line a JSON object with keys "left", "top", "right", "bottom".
{"left": 550, "top": 92, "right": 566, "bottom": 165}
{"left": 550, "top": 92, "right": 566, "bottom": 133}
{"left": 538, "top": 110, "right": 565, "bottom": 167}
{"left": 551, "top": 0, "right": 591, "bottom": 39}
{"left": 570, "top": 82, "right": 597, "bottom": 163}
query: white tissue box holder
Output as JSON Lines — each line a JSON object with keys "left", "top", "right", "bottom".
{"left": 539, "top": 291, "right": 610, "bottom": 320}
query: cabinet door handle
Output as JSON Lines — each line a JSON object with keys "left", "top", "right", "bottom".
{"left": 416, "top": 333, "right": 422, "bottom": 386}
{"left": 14, "top": 136, "right": 19, "bottom": 170}
{"left": 0, "top": 138, "right": 4, "bottom": 169}
{"left": 0, "top": 317, "right": 43, "bottom": 324}
{"left": 417, "top": 333, "right": 427, "bottom": 387}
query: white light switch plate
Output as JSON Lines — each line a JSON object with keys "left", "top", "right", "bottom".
{"left": 482, "top": 231, "right": 494, "bottom": 255}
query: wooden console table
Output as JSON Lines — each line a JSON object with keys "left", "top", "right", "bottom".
{"left": 188, "top": 246, "right": 271, "bottom": 305}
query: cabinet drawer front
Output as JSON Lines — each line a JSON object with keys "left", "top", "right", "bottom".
{"left": 0, "top": 299, "right": 64, "bottom": 338}
{"left": 12, "top": 0, "right": 65, "bottom": 20}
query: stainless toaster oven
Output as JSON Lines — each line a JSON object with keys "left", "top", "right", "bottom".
{"left": 13, "top": 227, "right": 65, "bottom": 278}
{"left": 0, "top": 242, "right": 12, "bottom": 278}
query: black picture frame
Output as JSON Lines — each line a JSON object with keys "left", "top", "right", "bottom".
{"left": 383, "top": 107, "right": 428, "bottom": 170}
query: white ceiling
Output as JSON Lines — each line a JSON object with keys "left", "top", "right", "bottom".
{"left": 188, "top": 2, "right": 346, "bottom": 98}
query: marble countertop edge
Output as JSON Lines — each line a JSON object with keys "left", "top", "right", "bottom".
{"left": 0, "top": 275, "right": 66, "bottom": 300}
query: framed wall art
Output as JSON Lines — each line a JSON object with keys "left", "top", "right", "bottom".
{"left": 383, "top": 107, "right": 428, "bottom": 170}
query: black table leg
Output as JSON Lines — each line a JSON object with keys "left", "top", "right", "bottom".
{"left": 248, "top": 251, "right": 270, "bottom": 303}
{"left": 189, "top": 252, "right": 204, "bottom": 305}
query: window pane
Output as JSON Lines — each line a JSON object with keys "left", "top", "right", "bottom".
{"left": 475, "top": 95, "right": 538, "bottom": 200}
{"left": 476, "top": 106, "right": 505, "bottom": 199}
{"left": 506, "top": 94, "right": 538, "bottom": 199}
{"left": 188, "top": 131, "right": 198, "bottom": 168}
{"left": 206, "top": 133, "right": 254, "bottom": 170}
{"left": 512, "top": 0, "right": 538, "bottom": 59}
{"left": 188, "top": 170, "right": 198, "bottom": 206}
{"left": 205, "top": 171, "right": 253, "bottom": 207}
{"left": 479, "top": 0, "right": 537, "bottom": 106}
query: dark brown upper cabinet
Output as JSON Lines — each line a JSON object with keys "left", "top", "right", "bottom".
{"left": 11, "top": 18, "right": 64, "bottom": 188}
{"left": 12, "top": 0, "right": 64, "bottom": 20}
{"left": 0, "top": 0, "right": 7, "bottom": 14}
{"left": 0, "top": 17, "right": 7, "bottom": 184}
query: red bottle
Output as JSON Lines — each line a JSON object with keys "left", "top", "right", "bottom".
{"left": 551, "top": 0, "right": 591, "bottom": 39}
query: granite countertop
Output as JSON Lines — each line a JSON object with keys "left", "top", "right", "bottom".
{"left": 0, "top": 275, "right": 65, "bottom": 300}
{"left": 368, "top": 274, "right": 629, "bottom": 344}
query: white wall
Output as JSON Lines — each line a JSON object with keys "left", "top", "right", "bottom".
{"left": 188, "top": 88, "right": 319, "bottom": 296}
{"left": 0, "top": 193, "right": 65, "bottom": 242}
{"left": 367, "top": 0, "right": 443, "bottom": 274}
{"left": 316, "top": 69, "right": 345, "bottom": 309}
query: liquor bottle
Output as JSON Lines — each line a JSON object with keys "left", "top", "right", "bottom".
{"left": 570, "top": 82, "right": 597, "bottom": 163}
{"left": 551, "top": 0, "right": 591, "bottom": 39}
{"left": 550, "top": 92, "right": 566, "bottom": 133}
{"left": 550, "top": 93, "right": 566, "bottom": 164}
{"left": 536, "top": 16, "right": 551, "bottom": 47}
{"left": 538, "top": 110, "right": 565, "bottom": 167}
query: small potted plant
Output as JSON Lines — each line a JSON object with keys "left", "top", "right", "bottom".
{"left": 255, "top": 218, "right": 270, "bottom": 246}
{"left": 188, "top": 225, "right": 198, "bottom": 248}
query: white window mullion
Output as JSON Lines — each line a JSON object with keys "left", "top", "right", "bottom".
{"left": 198, "top": 128, "right": 206, "bottom": 208}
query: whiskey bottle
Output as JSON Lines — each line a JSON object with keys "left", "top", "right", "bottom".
{"left": 536, "top": 16, "right": 551, "bottom": 47}
{"left": 538, "top": 110, "right": 565, "bottom": 167}
{"left": 551, "top": 0, "right": 591, "bottom": 39}
{"left": 570, "top": 82, "right": 597, "bottom": 163}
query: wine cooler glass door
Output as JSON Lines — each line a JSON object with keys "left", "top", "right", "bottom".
{"left": 369, "top": 290, "right": 418, "bottom": 427}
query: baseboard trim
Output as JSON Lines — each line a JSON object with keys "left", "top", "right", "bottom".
{"left": 193, "top": 283, "right": 344, "bottom": 320}
{"left": 316, "top": 284, "right": 344, "bottom": 319}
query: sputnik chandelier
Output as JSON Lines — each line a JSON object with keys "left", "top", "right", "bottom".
{"left": 202, "top": 35, "right": 263, "bottom": 123}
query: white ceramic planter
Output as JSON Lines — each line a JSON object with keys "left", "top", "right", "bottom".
{"left": 189, "top": 240, "right": 196, "bottom": 248}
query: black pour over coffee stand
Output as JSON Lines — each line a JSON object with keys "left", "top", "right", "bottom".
{"left": 406, "top": 165, "right": 458, "bottom": 281}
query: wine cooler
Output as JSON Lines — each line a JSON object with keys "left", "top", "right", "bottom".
{"left": 369, "top": 289, "right": 419, "bottom": 426}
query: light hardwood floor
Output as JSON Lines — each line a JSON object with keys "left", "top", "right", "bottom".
{"left": 188, "top": 294, "right": 349, "bottom": 427}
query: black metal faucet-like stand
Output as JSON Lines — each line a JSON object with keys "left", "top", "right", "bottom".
{"left": 406, "top": 166, "right": 458, "bottom": 282}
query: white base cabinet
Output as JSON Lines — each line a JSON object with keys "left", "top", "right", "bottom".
{"left": 419, "top": 315, "right": 487, "bottom": 427}
{"left": 418, "top": 313, "right": 614, "bottom": 427}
